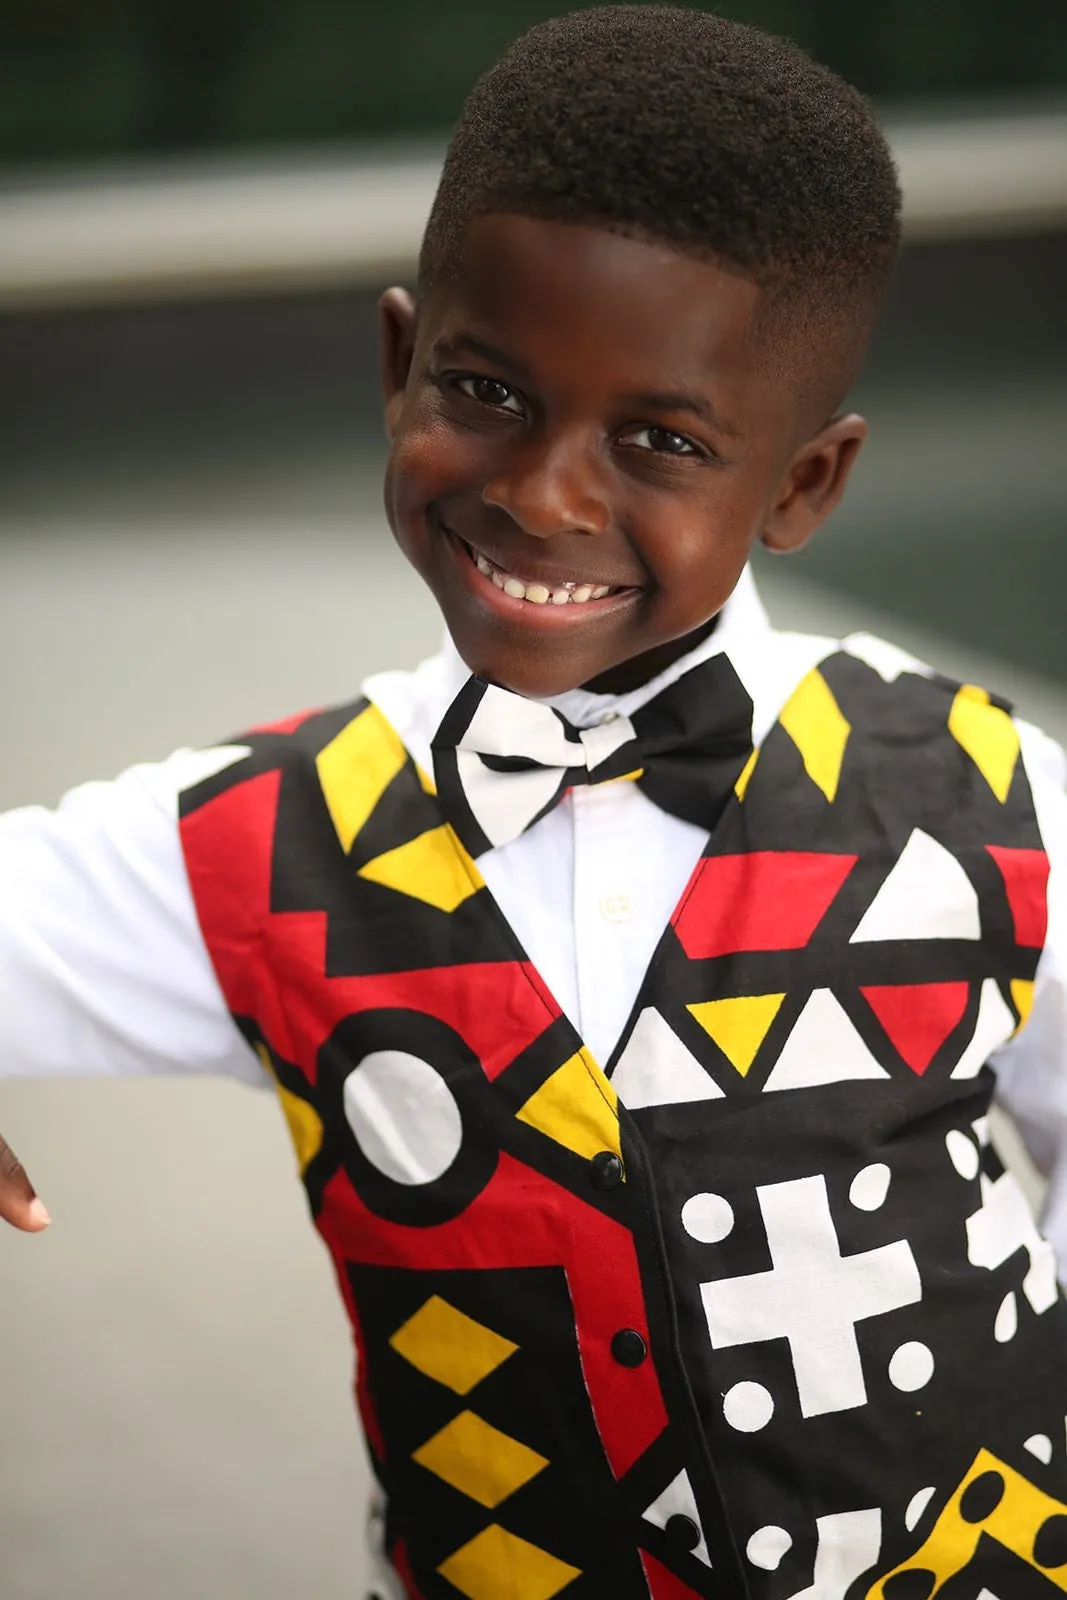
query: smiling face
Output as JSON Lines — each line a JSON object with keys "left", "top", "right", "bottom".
{"left": 381, "top": 214, "right": 866, "bottom": 697}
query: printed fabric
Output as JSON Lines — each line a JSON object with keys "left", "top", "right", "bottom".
{"left": 178, "top": 646, "right": 1062, "bottom": 1600}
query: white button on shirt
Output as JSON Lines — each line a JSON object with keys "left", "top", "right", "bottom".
{"left": 3, "top": 568, "right": 1067, "bottom": 1265}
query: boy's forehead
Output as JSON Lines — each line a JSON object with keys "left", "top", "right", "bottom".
{"left": 424, "top": 214, "right": 769, "bottom": 394}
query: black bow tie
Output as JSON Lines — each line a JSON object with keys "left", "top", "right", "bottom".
{"left": 431, "top": 653, "right": 754, "bottom": 859}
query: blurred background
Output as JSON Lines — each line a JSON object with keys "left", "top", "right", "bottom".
{"left": 0, "top": 3, "right": 1064, "bottom": 1596}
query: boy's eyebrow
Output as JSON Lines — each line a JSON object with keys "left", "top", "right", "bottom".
{"left": 432, "top": 333, "right": 531, "bottom": 378}
{"left": 620, "top": 389, "right": 743, "bottom": 440}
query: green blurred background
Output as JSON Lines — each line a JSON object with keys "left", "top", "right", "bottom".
{"left": 1, "top": 0, "right": 1066, "bottom": 166}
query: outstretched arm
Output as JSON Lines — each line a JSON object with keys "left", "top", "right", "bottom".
{"left": 0, "top": 746, "right": 268, "bottom": 1229}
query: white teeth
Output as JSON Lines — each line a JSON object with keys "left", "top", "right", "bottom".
{"left": 466, "top": 542, "right": 617, "bottom": 605}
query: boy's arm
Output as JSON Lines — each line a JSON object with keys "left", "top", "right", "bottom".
{"left": 991, "top": 721, "right": 1067, "bottom": 1260}
{"left": 0, "top": 749, "right": 267, "bottom": 1229}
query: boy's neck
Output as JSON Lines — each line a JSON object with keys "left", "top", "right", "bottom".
{"left": 578, "top": 614, "right": 720, "bottom": 696}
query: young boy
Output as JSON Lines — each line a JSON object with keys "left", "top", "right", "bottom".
{"left": 3, "top": 7, "right": 1066, "bottom": 1598}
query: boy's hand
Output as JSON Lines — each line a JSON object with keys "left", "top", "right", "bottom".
{"left": 0, "top": 1133, "right": 50, "bottom": 1231}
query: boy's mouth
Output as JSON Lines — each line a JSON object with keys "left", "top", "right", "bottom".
{"left": 466, "top": 540, "right": 617, "bottom": 606}
{"left": 439, "top": 520, "right": 636, "bottom": 607}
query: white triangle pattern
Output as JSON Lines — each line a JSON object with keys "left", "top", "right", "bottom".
{"left": 642, "top": 1469, "right": 711, "bottom": 1567}
{"left": 850, "top": 829, "right": 981, "bottom": 943}
{"left": 950, "top": 978, "right": 1017, "bottom": 1080}
{"left": 612, "top": 1007, "right": 724, "bottom": 1110}
{"left": 763, "top": 990, "right": 891, "bottom": 1093}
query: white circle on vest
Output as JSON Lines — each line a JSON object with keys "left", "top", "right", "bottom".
{"left": 343, "top": 1050, "right": 463, "bottom": 1185}
{"left": 945, "top": 1129, "right": 980, "bottom": 1180}
{"left": 995, "top": 1290, "right": 1018, "bottom": 1343}
{"left": 888, "top": 1341, "right": 934, "bottom": 1392}
{"left": 904, "top": 1486, "right": 936, "bottom": 1531}
{"left": 746, "top": 1525, "right": 792, "bottom": 1571}
{"left": 681, "top": 1191, "right": 735, "bottom": 1243}
{"left": 849, "top": 1162, "right": 891, "bottom": 1211}
{"left": 723, "top": 1381, "right": 774, "bottom": 1432}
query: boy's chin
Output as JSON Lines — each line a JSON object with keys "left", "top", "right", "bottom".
{"left": 450, "top": 630, "right": 611, "bottom": 699}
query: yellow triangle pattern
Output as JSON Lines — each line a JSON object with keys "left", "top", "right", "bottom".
{"left": 688, "top": 994, "right": 786, "bottom": 1077}
{"left": 413, "top": 1409, "right": 548, "bottom": 1508}
{"left": 255, "top": 1044, "right": 323, "bottom": 1173}
{"left": 389, "top": 1295, "right": 518, "bottom": 1395}
{"left": 735, "top": 748, "right": 759, "bottom": 800}
{"left": 1011, "top": 978, "right": 1036, "bottom": 1034}
{"left": 948, "top": 684, "right": 1020, "bottom": 803}
{"left": 779, "top": 668, "right": 851, "bottom": 802}
{"left": 315, "top": 703, "right": 408, "bottom": 852}
{"left": 515, "top": 1048, "right": 620, "bottom": 1164}
{"left": 439, "top": 1524, "right": 581, "bottom": 1600}
{"left": 359, "top": 824, "right": 484, "bottom": 912}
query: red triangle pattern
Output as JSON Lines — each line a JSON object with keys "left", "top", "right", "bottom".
{"left": 860, "top": 981, "right": 970, "bottom": 1075}
{"left": 986, "top": 845, "right": 1050, "bottom": 949}
{"left": 640, "top": 1549, "right": 705, "bottom": 1600}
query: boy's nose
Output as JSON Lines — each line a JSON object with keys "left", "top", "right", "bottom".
{"left": 481, "top": 437, "right": 610, "bottom": 539}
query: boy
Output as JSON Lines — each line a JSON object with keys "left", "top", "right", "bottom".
{"left": 3, "top": 7, "right": 1066, "bottom": 1598}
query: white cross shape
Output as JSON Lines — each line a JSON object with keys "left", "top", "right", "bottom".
{"left": 700, "top": 1174, "right": 922, "bottom": 1417}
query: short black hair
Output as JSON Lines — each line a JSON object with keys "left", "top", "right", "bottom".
{"left": 419, "top": 5, "right": 902, "bottom": 408}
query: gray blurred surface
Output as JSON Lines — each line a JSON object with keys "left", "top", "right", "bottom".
{"left": 0, "top": 512, "right": 1061, "bottom": 1597}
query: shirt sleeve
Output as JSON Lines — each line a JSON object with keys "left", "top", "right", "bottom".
{"left": 990, "top": 720, "right": 1067, "bottom": 1256}
{"left": 0, "top": 747, "right": 267, "bottom": 1087}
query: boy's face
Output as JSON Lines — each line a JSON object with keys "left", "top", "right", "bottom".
{"left": 381, "top": 215, "right": 865, "bottom": 697}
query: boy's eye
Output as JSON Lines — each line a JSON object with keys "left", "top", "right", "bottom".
{"left": 621, "top": 424, "right": 700, "bottom": 456}
{"left": 455, "top": 375, "right": 524, "bottom": 414}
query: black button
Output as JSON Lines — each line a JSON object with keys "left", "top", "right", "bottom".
{"left": 665, "top": 1513, "right": 701, "bottom": 1552}
{"left": 611, "top": 1328, "right": 647, "bottom": 1366}
{"left": 590, "top": 1150, "right": 624, "bottom": 1190}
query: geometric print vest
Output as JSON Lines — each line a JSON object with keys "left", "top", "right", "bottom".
{"left": 178, "top": 644, "right": 1064, "bottom": 1600}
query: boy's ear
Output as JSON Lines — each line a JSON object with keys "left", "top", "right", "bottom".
{"left": 379, "top": 287, "right": 418, "bottom": 439}
{"left": 761, "top": 413, "right": 867, "bottom": 554}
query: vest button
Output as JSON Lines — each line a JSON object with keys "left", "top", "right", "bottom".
{"left": 589, "top": 1150, "right": 624, "bottom": 1190}
{"left": 611, "top": 1328, "right": 647, "bottom": 1366}
{"left": 665, "top": 1514, "right": 701, "bottom": 1552}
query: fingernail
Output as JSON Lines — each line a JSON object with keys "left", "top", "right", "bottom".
{"left": 28, "top": 1197, "right": 52, "bottom": 1228}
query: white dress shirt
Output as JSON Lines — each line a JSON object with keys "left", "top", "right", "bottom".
{"left": 2, "top": 568, "right": 1066, "bottom": 1252}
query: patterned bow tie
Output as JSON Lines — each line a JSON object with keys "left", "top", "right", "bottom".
{"left": 431, "top": 653, "right": 755, "bottom": 859}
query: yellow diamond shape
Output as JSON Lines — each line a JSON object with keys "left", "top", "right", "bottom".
{"left": 734, "top": 748, "right": 758, "bottom": 800}
{"left": 688, "top": 993, "right": 786, "bottom": 1077}
{"left": 1011, "top": 978, "right": 1036, "bottom": 1033}
{"left": 315, "top": 703, "right": 408, "bottom": 853}
{"left": 413, "top": 1410, "right": 548, "bottom": 1508}
{"left": 438, "top": 1524, "right": 580, "bottom": 1600}
{"left": 948, "top": 684, "right": 1020, "bottom": 803}
{"left": 389, "top": 1296, "right": 518, "bottom": 1395}
{"left": 358, "top": 824, "right": 484, "bottom": 911}
{"left": 256, "top": 1044, "right": 323, "bottom": 1173}
{"left": 779, "top": 668, "right": 851, "bottom": 801}
{"left": 515, "top": 1048, "right": 620, "bottom": 1164}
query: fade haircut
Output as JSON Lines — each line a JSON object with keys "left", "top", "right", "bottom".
{"left": 419, "top": 5, "right": 902, "bottom": 412}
